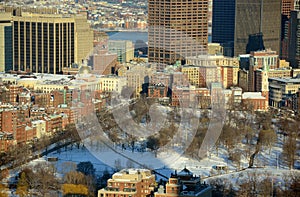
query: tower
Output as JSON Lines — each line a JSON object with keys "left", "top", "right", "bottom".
{"left": 281, "top": 1, "right": 295, "bottom": 59}
{"left": 288, "top": 10, "right": 300, "bottom": 68}
{"left": 212, "top": 0, "right": 235, "bottom": 56}
{"left": 212, "top": 0, "right": 281, "bottom": 57}
{"left": 234, "top": 0, "right": 281, "bottom": 56}
{"left": 0, "top": 12, "right": 13, "bottom": 72}
{"left": 282, "top": 0, "right": 295, "bottom": 18}
{"left": 148, "top": 0, "right": 208, "bottom": 65}
{"left": 12, "top": 12, "right": 93, "bottom": 74}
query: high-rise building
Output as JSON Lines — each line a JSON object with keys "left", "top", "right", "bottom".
{"left": 12, "top": 12, "right": 93, "bottom": 74}
{"left": 0, "top": 12, "right": 13, "bottom": 72}
{"left": 212, "top": 0, "right": 281, "bottom": 57}
{"left": 212, "top": 0, "right": 235, "bottom": 56}
{"left": 295, "top": 0, "right": 300, "bottom": 10}
{"left": 281, "top": 1, "right": 295, "bottom": 59}
{"left": 235, "top": 0, "right": 281, "bottom": 56}
{"left": 282, "top": 0, "right": 295, "bottom": 17}
{"left": 289, "top": 10, "right": 300, "bottom": 68}
{"left": 148, "top": 0, "right": 208, "bottom": 65}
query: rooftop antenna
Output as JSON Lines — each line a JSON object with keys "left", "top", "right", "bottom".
{"left": 260, "top": 0, "right": 263, "bottom": 33}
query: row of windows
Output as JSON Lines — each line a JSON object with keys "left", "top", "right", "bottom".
{"left": 13, "top": 22, "right": 75, "bottom": 73}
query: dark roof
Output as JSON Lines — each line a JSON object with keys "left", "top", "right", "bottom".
{"left": 178, "top": 167, "right": 193, "bottom": 176}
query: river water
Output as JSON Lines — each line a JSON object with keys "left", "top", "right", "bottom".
{"left": 106, "top": 31, "right": 212, "bottom": 43}
{"left": 106, "top": 31, "right": 148, "bottom": 43}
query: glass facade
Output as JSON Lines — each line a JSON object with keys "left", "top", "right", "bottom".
{"left": 212, "top": 0, "right": 235, "bottom": 44}
{"left": 4, "top": 26, "right": 13, "bottom": 72}
{"left": 13, "top": 19, "right": 76, "bottom": 74}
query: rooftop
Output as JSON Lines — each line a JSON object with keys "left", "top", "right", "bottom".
{"left": 269, "top": 77, "right": 300, "bottom": 84}
{"left": 242, "top": 92, "right": 265, "bottom": 99}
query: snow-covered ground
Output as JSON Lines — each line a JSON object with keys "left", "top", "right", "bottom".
{"left": 4, "top": 106, "right": 300, "bottom": 196}
{"left": 4, "top": 133, "right": 299, "bottom": 197}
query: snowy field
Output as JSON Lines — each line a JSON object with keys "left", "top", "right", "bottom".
{"left": 4, "top": 136, "right": 299, "bottom": 197}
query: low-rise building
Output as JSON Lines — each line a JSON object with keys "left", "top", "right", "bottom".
{"left": 269, "top": 77, "right": 300, "bottom": 110}
{"left": 98, "top": 168, "right": 155, "bottom": 197}
{"left": 0, "top": 132, "right": 14, "bottom": 152}
{"left": 148, "top": 83, "right": 168, "bottom": 98}
{"left": 108, "top": 40, "right": 134, "bottom": 63}
{"left": 31, "top": 120, "right": 46, "bottom": 139}
{"left": 155, "top": 168, "right": 212, "bottom": 197}
{"left": 123, "top": 63, "right": 152, "bottom": 98}
{"left": 242, "top": 92, "right": 268, "bottom": 111}
{"left": 185, "top": 55, "right": 239, "bottom": 89}
{"left": 99, "top": 75, "right": 126, "bottom": 94}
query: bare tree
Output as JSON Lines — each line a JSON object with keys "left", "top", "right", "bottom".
{"left": 114, "top": 158, "right": 123, "bottom": 171}
{"left": 26, "top": 163, "right": 60, "bottom": 196}
{"left": 258, "top": 129, "right": 277, "bottom": 154}
{"left": 229, "top": 150, "right": 242, "bottom": 170}
{"left": 64, "top": 171, "right": 87, "bottom": 185}
{"left": 61, "top": 161, "right": 77, "bottom": 175}
{"left": 282, "top": 132, "right": 297, "bottom": 169}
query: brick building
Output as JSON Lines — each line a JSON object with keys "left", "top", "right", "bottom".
{"left": 186, "top": 55, "right": 239, "bottom": 89}
{"left": 98, "top": 169, "right": 155, "bottom": 197}
{"left": 148, "top": 83, "right": 168, "bottom": 98}
{"left": 242, "top": 92, "right": 268, "bottom": 111}
{"left": 0, "top": 132, "right": 14, "bottom": 152}
{"left": 15, "top": 124, "right": 27, "bottom": 144}
{"left": 172, "top": 72, "right": 189, "bottom": 87}
{"left": 0, "top": 109, "right": 17, "bottom": 134}
{"left": 181, "top": 65, "right": 219, "bottom": 88}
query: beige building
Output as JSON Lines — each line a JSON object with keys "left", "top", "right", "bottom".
{"left": 31, "top": 119, "right": 46, "bottom": 138}
{"left": 17, "top": 78, "right": 38, "bottom": 89}
{"left": 99, "top": 75, "right": 126, "bottom": 94}
{"left": 98, "top": 169, "right": 155, "bottom": 197}
{"left": 185, "top": 55, "right": 239, "bottom": 88}
{"left": 12, "top": 12, "right": 93, "bottom": 74}
{"left": 181, "top": 65, "right": 220, "bottom": 88}
{"left": 208, "top": 43, "right": 223, "bottom": 55}
{"left": 123, "top": 63, "right": 152, "bottom": 98}
{"left": 269, "top": 77, "right": 300, "bottom": 109}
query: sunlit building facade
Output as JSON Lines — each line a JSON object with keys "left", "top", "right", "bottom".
{"left": 148, "top": 0, "right": 208, "bottom": 65}
{"left": 12, "top": 12, "right": 93, "bottom": 74}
